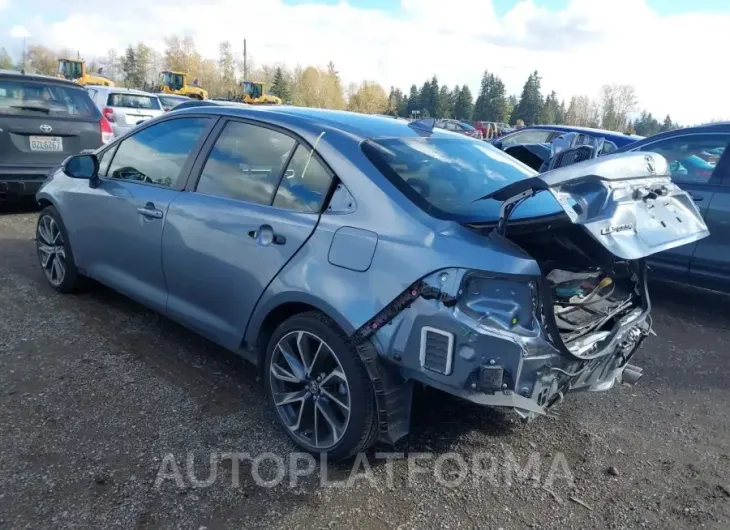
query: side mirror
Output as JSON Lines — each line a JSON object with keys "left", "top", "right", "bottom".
{"left": 491, "top": 140, "right": 503, "bottom": 150}
{"left": 63, "top": 154, "right": 98, "bottom": 179}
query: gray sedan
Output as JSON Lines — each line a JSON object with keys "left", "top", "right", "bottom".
{"left": 35, "top": 107, "right": 708, "bottom": 459}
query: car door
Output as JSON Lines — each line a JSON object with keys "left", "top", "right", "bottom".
{"left": 634, "top": 133, "right": 730, "bottom": 285}
{"left": 64, "top": 116, "right": 214, "bottom": 312}
{"left": 162, "top": 119, "right": 334, "bottom": 350}
{"left": 687, "top": 142, "right": 730, "bottom": 291}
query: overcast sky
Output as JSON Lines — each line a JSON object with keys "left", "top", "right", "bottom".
{"left": 2, "top": 0, "right": 729, "bottom": 124}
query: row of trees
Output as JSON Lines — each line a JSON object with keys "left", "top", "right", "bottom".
{"left": 1, "top": 39, "right": 681, "bottom": 133}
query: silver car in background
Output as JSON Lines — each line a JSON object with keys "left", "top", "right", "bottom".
{"left": 86, "top": 86, "right": 164, "bottom": 137}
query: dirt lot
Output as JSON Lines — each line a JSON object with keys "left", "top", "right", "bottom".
{"left": 1, "top": 201, "right": 730, "bottom": 529}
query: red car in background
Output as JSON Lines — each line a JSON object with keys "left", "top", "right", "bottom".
{"left": 470, "top": 121, "right": 515, "bottom": 140}
{"left": 435, "top": 119, "right": 483, "bottom": 140}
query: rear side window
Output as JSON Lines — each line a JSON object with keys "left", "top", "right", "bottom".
{"left": 637, "top": 134, "right": 730, "bottom": 184}
{"left": 106, "top": 117, "right": 209, "bottom": 188}
{"left": 196, "top": 121, "right": 296, "bottom": 205}
{"left": 107, "top": 93, "right": 161, "bottom": 110}
{"left": 0, "top": 78, "right": 97, "bottom": 118}
{"left": 273, "top": 145, "right": 334, "bottom": 213}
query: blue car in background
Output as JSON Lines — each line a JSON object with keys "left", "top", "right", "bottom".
{"left": 495, "top": 122, "right": 730, "bottom": 293}
{"left": 614, "top": 122, "right": 730, "bottom": 293}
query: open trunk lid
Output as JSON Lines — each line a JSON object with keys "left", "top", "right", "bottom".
{"left": 486, "top": 152, "right": 709, "bottom": 260}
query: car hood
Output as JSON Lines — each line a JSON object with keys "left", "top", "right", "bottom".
{"left": 484, "top": 151, "right": 710, "bottom": 260}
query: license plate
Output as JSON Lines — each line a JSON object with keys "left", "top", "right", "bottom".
{"left": 30, "top": 136, "right": 63, "bottom": 152}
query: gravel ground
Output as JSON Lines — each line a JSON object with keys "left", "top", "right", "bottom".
{"left": 1, "top": 201, "right": 730, "bottom": 529}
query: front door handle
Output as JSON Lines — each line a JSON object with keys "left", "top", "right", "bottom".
{"left": 690, "top": 194, "right": 704, "bottom": 202}
{"left": 248, "top": 225, "right": 286, "bottom": 246}
{"left": 137, "top": 202, "right": 163, "bottom": 219}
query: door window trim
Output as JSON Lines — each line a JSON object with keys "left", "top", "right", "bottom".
{"left": 630, "top": 131, "right": 730, "bottom": 187}
{"left": 100, "top": 114, "right": 217, "bottom": 191}
{"left": 186, "top": 116, "right": 340, "bottom": 213}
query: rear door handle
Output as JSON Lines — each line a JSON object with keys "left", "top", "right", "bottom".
{"left": 137, "top": 202, "right": 163, "bottom": 219}
{"left": 248, "top": 225, "right": 286, "bottom": 246}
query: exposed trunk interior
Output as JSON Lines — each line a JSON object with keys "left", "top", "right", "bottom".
{"left": 470, "top": 217, "right": 646, "bottom": 358}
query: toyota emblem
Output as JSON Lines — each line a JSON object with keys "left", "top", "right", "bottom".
{"left": 40, "top": 124, "right": 53, "bottom": 133}
{"left": 644, "top": 154, "right": 656, "bottom": 174}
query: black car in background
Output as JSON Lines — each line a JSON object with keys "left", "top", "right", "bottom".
{"left": 614, "top": 122, "right": 730, "bottom": 292}
{"left": 0, "top": 70, "right": 107, "bottom": 199}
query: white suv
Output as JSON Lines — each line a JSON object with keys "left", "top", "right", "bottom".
{"left": 86, "top": 87, "right": 164, "bottom": 138}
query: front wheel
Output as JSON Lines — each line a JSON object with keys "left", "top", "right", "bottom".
{"left": 265, "top": 312, "right": 378, "bottom": 460}
{"left": 36, "top": 206, "right": 82, "bottom": 293}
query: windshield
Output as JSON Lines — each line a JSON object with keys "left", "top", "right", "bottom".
{"left": 159, "top": 95, "right": 188, "bottom": 109}
{"left": 243, "top": 81, "right": 263, "bottom": 99}
{"left": 107, "top": 93, "right": 161, "bottom": 110}
{"left": 58, "top": 60, "right": 83, "bottom": 80}
{"left": 362, "top": 137, "right": 538, "bottom": 219}
{"left": 0, "top": 79, "right": 97, "bottom": 118}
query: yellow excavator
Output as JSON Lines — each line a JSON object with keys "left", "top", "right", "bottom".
{"left": 229, "top": 81, "right": 282, "bottom": 105}
{"left": 155, "top": 71, "right": 208, "bottom": 100}
{"left": 57, "top": 58, "right": 114, "bottom": 87}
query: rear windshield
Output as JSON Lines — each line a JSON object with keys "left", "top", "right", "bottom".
{"left": 362, "top": 137, "right": 536, "bottom": 218}
{"left": 158, "top": 95, "right": 188, "bottom": 107}
{"left": 0, "top": 78, "right": 97, "bottom": 118}
{"left": 107, "top": 93, "right": 161, "bottom": 110}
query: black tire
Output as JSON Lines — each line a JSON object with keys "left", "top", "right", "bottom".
{"left": 35, "top": 205, "right": 82, "bottom": 293}
{"left": 265, "top": 311, "right": 378, "bottom": 461}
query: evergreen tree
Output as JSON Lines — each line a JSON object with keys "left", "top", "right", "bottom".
{"left": 121, "top": 45, "right": 138, "bottom": 88}
{"left": 438, "top": 85, "right": 453, "bottom": 118}
{"left": 539, "top": 91, "right": 561, "bottom": 125}
{"left": 514, "top": 71, "right": 543, "bottom": 125}
{"left": 473, "top": 71, "right": 492, "bottom": 121}
{"left": 453, "top": 85, "right": 474, "bottom": 120}
{"left": 406, "top": 84, "right": 420, "bottom": 117}
{"left": 0, "top": 47, "right": 14, "bottom": 70}
{"left": 660, "top": 114, "right": 675, "bottom": 132}
{"left": 269, "top": 67, "right": 290, "bottom": 102}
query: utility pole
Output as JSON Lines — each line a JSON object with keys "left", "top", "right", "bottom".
{"left": 21, "top": 37, "right": 26, "bottom": 71}
{"left": 243, "top": 39, "right": 247, "bottom": 80}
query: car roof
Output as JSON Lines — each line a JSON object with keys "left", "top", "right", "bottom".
{"left": 173, "top": 105, "right": 462, "bottom": 140}
{"left": 519, "top": 124, "right": 644, "bottom": 145}
{"left": 615, "top": 122, "right": 730, "bottom": 151}
{"left": 93, "top": 86, "right": 157, "bottom": 96}
{"left": 0, "top": 69, "right": 82, "bottom": 89}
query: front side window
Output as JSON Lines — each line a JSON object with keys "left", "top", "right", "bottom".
{"left": 106, "top": 118, "right": 209, "bottom": 188}
{"left": 499, "top": 129, "right": 554, "bottom": 147}
{"left": 362, "top": 137, "right": 537, "bottom": 219}
{"left": 196, "top": 121, "right": 296, "bottom": 205}
{"left": 637, "top": 134, "right": 730, "bottom": 184}
{"left": 273, "top": 145, "right": 334, "bottom": 213}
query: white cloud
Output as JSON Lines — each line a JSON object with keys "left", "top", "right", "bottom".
{"left": 9, "top": 25, "right": 30, "bottom": 39}
{"left": 9, "top": 0, "right": 730, "bottom": 123}
{"left": 0, "top": 0, "right": 8, "bottom": 11}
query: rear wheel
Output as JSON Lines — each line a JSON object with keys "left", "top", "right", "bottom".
{"left": 36, "top": 206, "right": 82, "bottom": 293}
{"left": 265, "top": 312, "right": 378, "bottom": 460}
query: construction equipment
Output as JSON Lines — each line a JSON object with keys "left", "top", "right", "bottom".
{"left": 228, "top": 81, "right": 281, "bottom": 105}
{"left": 57, "top": 58, "right": 114, "bottom": 87}
{"left": 155, "top": 71, "right": 208, "bottom": 100}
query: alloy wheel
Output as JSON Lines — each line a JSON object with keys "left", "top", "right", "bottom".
{"left": 37, "top": 215, "right": 66, "bottom": 287}
{"left": 269, "top": 330, "right": 351, "bottom": 450}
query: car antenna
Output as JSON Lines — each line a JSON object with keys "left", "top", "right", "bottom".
{"left": 408, "top": 118, "right": 436, "bottom": 134}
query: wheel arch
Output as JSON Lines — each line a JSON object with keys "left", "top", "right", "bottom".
{"left": 245, "top": 292, "right": 356, "bottom": 368}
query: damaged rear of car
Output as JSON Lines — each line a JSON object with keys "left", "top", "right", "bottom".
{"left": 356, "top": 137, "right": 708, "bottom": 433}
